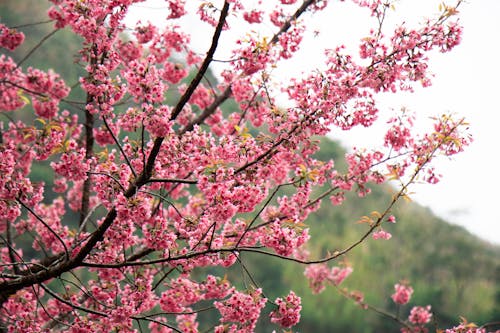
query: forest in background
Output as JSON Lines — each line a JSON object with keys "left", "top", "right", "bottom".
{"left": 1, "top": 1, "right": 499, "bottom": 331}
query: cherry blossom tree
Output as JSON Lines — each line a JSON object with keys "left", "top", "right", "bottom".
{"left": 0, "top": 0, "right": 480, "bottom": 332}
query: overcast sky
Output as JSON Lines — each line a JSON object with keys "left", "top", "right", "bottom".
{"left": 126, "top": 0, "right": 500, "bottom": 244}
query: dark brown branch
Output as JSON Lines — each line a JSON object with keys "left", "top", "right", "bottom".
{"left": 132, "top": 316, "right": 182, "bottom": 333}
{"left": 134, "top": 0, "right": 231, "bottom": 186}
{"left": 126, "top": 247, "right": 155, "bottom": 262}
{"left": 5, "top": 222, "right": 19, "bottom": 275}
{"left": 32, "top": 284, "right": 71, "bottom": 330}
{"left": 87, "top": 171, "right": 126, "bottom": 192}
{"left": 177, "top": 86, "right": 232, "bottom": 135}
{"left": 0, "top": 207, "right": 113, "bottom": 301}
{"left": 43, "top": 293, "right": 90, "bottom": 330}
{"left": 138, "top": 190, "right": 184, "bottom": 219}
{"left": 235, "top": 254, "right": 263, "bottom": 294}
{"left": 146, "top": 178, "right": 197, "bottom": 184}
{"left": 233, "top": 113, "right": 309, "bottom": 175}
{"left": 234, "top": 136, "right": 286, "bottom": 174}
{"left": 151, "top": 266, "right": 177, "bottom": 291}
{"left": 480, "top": 321, "right": 500, "bottom": 330}
{"left": 141, "top": 120, "right": 146, "bottom": 173}
{"left": 270, "top": 0, "right": 316, "bottom": 45}
{"left": 170, "top": 1, "right": 230, "bottom": 121}
{"left": 80, "top": 45, "right": 98, "bottom": 227}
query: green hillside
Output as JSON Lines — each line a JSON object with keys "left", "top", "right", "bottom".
{"left": 1, "top": 1, "right": 499, "bottom": 332}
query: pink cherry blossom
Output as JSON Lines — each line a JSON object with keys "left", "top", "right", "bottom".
{"left": 270, "top": 291, "right": 302, "bottom": 328}
{"left": 0, "top": 0, "right": 473, "bottom": 331}
{"left": 0, "top": 24, "right": 24, "bottom": 51}
{"left": 409, "top": 305, "right": 433, "bottom": 325}
{"left": 392, "top": 283, "right": 414, "bottom": 305}
{"left": 373, "top": 229, "right": 392, "bottom": 240}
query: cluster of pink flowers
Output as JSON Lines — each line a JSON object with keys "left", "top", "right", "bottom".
{"left": 198, "top": 2, "right": 224, "bottom": 27}
{"left": 373, "top": 229, "right": 392, "bottom": 240}
{"left": 0, "top": 53, "right": 69, "bottom": 116}
{"left": 408, "top": 305, "right": 433, "bottom": 325}
{"left": 160, "top": 277, "right": 204, "bottom": 313}
{"left": 0, "top": 0, "right": 473, "bottom": 331}
{"left": 270, "top": 291, "right": 302, "bottom": 328}
{"left": 51, "top": 145, "right": 91, "bottom": 181}
{"left": 122, "top": 56, "right": 167, "bottom": 103}
{"left": 162, "top": 61, "right": 188, "bottom": 84}
{"left": 1, "top": 289, "right": 45, "bottom": 332}
{"left": 278, "top": 23, "right": 305, "bottom": 59}
{"left": 166, "top": 0, "right": 187, "bottom": 19}
{"left": 214, "top": 289, "right": 267, "bottom": 332}
{"left": 134, "top": 22, "right": 157, "bottom": 44}
{"left": 392, "top": 283, "right": 414, "bottom": 305}
{"left": 401, "top": 309, "right": 433, "bottom": 333}
{"left": 243, "top": 9, "right": 264, "bottom": 24}
{"left": 0, "top": 24, "right": 24, "bottom": 51}
{"left": 304, "top": 263, "right": 353, "bottom": 294}
{"left": 261, "top": 220, "right": 310, "bottom": 256}
{"left": 234, "top": 35, "right": 272, "bottom": 76}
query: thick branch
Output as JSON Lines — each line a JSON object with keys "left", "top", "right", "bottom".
{"left": 170, "top": 1, "right": 230, "bottom": 121}
{"left": 137, "top": 1, "right": 230, "bottom": 184}
{"left": 4, "top": 222, "right": 19, "bottom": 275}
{"left": 79, "top": 46, "right": 98, "bottom": 227}
{"left": 270, "top": 0, "right": 316, "bottom": 45}
{"left": 146, "top": 178, "right": 197, "bottom": 184}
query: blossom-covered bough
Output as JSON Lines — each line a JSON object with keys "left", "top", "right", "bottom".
{"left": 0, "top": 0, "right": 482, "bottom": 332}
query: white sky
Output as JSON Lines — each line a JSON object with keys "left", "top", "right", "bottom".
{"left": 126, "top": 0, "right": 500, "bottom": 244}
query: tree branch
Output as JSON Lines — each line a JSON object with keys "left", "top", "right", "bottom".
{"left": 4, "top": 222, "right": 19, "bottom": 275}
{"left": 179, "top": 0, "right": 319, "bottom": 135}
{"left": 17, "top": 199, "right": 70, "bottom": 260}
{"left": 170, "top": 1, "right": 230, "bottom": 122}
{"left": 103, "top": 116, "right": 137, "bottom": 178}
{"left": 15, "top": 28, "right": 59, "bottom": 69}
{"left": 79, "top": 45, "right": 98, "bottom": 227}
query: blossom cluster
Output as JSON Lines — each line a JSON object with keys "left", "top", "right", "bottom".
{"left": 214, "top": 288, "right": 267, "bottom": 332}
{"left": 0, "top": 0, "right": 472, "bottom": 332}
{"left": 304, "top": 263, "right": 353, "bottom": 294}
{"left": 270, "top": 291, "right": 302, "bottom": 328}
{"left": 392, "top": 283, "right": 414, "bottom": 305}
{"left": 0, "top": 24, "right": 24, "bottom": 51}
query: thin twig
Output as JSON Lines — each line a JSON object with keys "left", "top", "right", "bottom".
{"left": 16, "top": 29, "right": 59, "bottom": 69}
{"left": 103, "top": 116, "right": 137, "bottom": 178}
{"left": 11, "top": 19, "right": 53, "bottom": 29}
{"left": 17, "top": 199, "right": 70, "bottom": 260}
{"left": 39, "top": 283, "right": 108, "bottom": 317}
